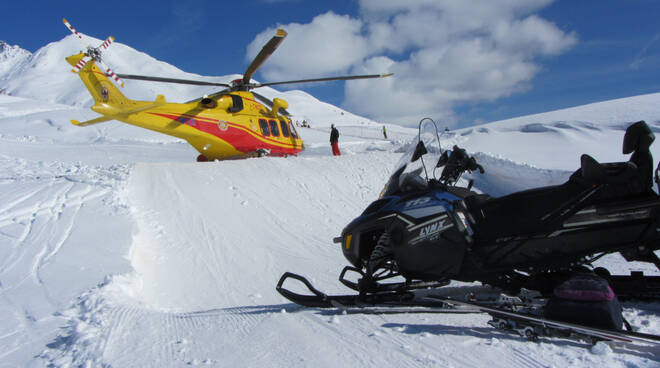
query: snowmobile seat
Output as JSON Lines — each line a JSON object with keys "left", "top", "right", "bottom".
{"left": 579, "top": 154, "right": 650, "bottom": 196}
{"left": 462, "top": 179, "right": 587, "bottom": 241}
{"left": 464, "top": 153, "right": 655, "bottom": 241}
{"left": 461, "top": 122, "right": 656, "bottom": 241}
{"left": 580, "top": 154, "right": 636, "bottom": 185}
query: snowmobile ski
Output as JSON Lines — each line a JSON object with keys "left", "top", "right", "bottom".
{"left": 438, "top": 298, "right": 660, "bottom": 346}
{"left": 277, "top": 272, "right": 430, "bottom": 308}
{"left": 277, "top": 272, "right": 530, "bottom": 311}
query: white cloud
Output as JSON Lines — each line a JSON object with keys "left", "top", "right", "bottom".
{"left": 491, "top": 15, "right": 578, "bottom": 56}
{"left": 248, "top": 0, "right": 577, "bottom": 126}
{"left": 246, "top": 12, "right": 368, "bottom": 81}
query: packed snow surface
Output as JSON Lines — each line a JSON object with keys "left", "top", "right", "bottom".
{"left": 0, "top": 37, "right": 659, "bottom": 367}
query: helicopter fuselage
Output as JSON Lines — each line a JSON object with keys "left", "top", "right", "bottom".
{"left": 113, "top": 92, "right": 303, "bottom": 160}
{"left": 66, "top": 53, "right": 304, "bottom": 160}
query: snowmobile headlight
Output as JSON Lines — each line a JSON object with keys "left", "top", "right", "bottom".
{"left": 334, "top": 234, "right": 352, "bottom": 250}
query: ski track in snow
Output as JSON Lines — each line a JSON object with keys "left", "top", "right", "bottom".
{"left": 40, "top": 293, "right": 660, "bottom": 367}
{"left": 0, "top": 157, "right": 134, "bottom": 366}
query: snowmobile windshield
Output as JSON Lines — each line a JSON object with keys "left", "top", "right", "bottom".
{"left": 381, "top": 118, "right": 444, "bottom": 197}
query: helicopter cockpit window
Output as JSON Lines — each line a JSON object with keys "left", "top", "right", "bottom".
{"left": 289, "top": 123, "right": 298, "bottom": 138}
{"left": 259, "top": 119, "right": 270, "bottom": 136}
{"left": 279, "top": 119, "right": 290, "bottom": 137}
{"left": 269, "top": 120, "right": 280, "bottom": 137}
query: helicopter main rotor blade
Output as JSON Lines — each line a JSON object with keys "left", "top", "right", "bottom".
{"left": 256, "top": 73, "right": 393, "bottom": 88}
{"left": 242, "top": 29, "right": 287, "bottom": 86}
{"left": 115, "top": 74, "right": 231, "bottom": 87}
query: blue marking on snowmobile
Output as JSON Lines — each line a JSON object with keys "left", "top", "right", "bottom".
{"left": 402, "top": 205, "right": 447, "bottom": 219}
{"left": 431, "top": 190, "right": 460, "bottom": 212}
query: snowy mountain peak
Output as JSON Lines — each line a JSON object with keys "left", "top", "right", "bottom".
{"left": 0, "top": 41, "right": 31, "bottom": 80}
{"left": 0, "top": 40, "right": 30, "bottom": 58}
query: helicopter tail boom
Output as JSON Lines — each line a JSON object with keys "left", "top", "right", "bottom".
{"left": 66, "top": 53, "right": 168, "bottom": 126}
{"left": 66, "top": 53, "right": 129, "bottom": 106}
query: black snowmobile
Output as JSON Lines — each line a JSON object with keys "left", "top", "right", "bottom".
{"left": 277, "top": 119, "right": 660, "bottom": 341}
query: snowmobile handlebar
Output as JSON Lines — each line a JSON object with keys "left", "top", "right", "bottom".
{"left": 439, "top": 145, "right": 484, "bottom": 185}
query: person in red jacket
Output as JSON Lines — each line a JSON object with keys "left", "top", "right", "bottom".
{"left": 330, "top": 124, "right": 341, "bottom": 156}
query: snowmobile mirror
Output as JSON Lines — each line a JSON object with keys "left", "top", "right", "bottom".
{"left": 411, "top": 141, "right": 428, "bottom": 162}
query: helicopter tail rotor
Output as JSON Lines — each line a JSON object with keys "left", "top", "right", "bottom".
{"left": 71, "top": 55, "right": 92, "bottom": 73}
{"left": 99, "top": 35, "right": 115, "bottom": 51}
{"left": 62, "top": 18, "right": 124, "bottom": 87}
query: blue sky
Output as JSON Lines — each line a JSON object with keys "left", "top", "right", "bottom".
{"left": 2, "top": 0, "right": 659, "bottom": 128}
{"left": 461, "top": 0, "right": 660, "bottom": 127}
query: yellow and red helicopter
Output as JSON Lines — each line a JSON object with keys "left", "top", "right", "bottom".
{"left": 63, "top": 18, "right": 392, "bottom": 161}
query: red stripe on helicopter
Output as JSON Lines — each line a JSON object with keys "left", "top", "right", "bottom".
{"left": 147, "top": 112, "right": 302, "bottom": 154}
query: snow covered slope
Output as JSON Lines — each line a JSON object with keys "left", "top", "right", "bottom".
{"left": 451, "top": 93, "right": 660, "bottom": 170}
{"left": 1, "top": 37, "right": 659, "bottom": 367}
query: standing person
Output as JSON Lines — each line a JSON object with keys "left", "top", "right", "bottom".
{"left": 382, "top": 125, "right": 387, "bottom": 139}
{"left": 330, "top": 124, "right": 341, "bottom": 156}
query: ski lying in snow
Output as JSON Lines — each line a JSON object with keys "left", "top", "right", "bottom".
{"left": 326, "top": 299, "right": 482, "bottom": 314}
{"left": 438, "top": 298, "right": 660, "bottom": 346}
